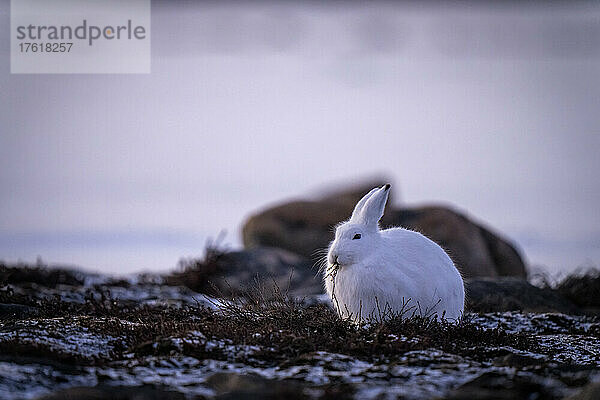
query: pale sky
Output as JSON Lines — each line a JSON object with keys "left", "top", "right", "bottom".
{"left": 1, "top": 1, "right": 599, "bottom": 276}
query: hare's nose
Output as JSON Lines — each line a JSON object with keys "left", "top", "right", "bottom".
{"left": 333, "top": 255, "right": 339, "bottom": 264}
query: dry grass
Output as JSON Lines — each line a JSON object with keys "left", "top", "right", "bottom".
{"left": 556, "top": 270, "right": 600, "bottom": 308}
{"left": 0, "top": 276, "right": 535, "bottom": 368}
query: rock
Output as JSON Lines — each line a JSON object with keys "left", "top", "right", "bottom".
{"left": 565, "top": 382, "right": 600, "bottom": 400}
{"left": 242, "top": 201, "right": 347, "bottom": 261}
{"left": 0, "top": 303, "right": 39, "bottom": 319}
{"left": 36, "top": 385, "right": 186, "bottom": 400}
{"left": 445, "top": 371, "right": 562, "bottom": 400}
{"left": 167, "top": 247, "right": 322, "bottom": 298}
{"left": 242, "top": 183, "right": 527, "bottom": 279}
{"left": 205, "top": 372, "right": 307, "bottom": 400}
{"left": 466, "top": 278, "right": 580, "bottom": 314}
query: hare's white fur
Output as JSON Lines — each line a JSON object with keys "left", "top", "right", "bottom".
{"left": 324, "top": 184, "right": 464, "bottom": 323}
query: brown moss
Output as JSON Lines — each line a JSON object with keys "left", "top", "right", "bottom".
{"left": 0, "top": 262, "right": 84, "bottom": 288}
{"left": 164, "top": 246, "right": 226, "bottom": 295}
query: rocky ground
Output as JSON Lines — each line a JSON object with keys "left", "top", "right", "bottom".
{"left": 1, "top": 179, "right": 598, "bottom": 399}
{"left": 0, "top": 257, "right": 599, "bottom": 400}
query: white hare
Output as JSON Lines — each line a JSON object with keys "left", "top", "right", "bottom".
{"left": 324, "top": 184, "right": 464, "bottom": 323}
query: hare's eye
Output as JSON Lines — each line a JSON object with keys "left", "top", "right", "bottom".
{"left": 352, "top": 233, "right": 361, "bottom": 240}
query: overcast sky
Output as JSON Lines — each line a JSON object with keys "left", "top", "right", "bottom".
{"left": 1, "top": 1, "right": 599, "bottom": 276}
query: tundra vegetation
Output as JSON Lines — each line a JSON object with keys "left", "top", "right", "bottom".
{"left": 0, "top": 253, "right": 598, "bottom": 399}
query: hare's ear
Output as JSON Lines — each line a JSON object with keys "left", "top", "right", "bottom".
{"left": 350, "top": 187, "right": 379, "bottom": 222}
{"left": 359, "top": 184, "right": 391, "bottom": 229}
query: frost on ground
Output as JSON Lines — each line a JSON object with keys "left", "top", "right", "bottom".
{"left": 0, "top": 265, "right": 599, "bottom": 399}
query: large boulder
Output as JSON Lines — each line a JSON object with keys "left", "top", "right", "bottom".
{"left": 242, "top": 182, "right": 527, "bottom": 279}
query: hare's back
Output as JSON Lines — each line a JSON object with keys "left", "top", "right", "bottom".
{"left": 380, "top": 227, "right": 464, "bottom": 315}
{"left": 380, "top": 227, "right": 455, "bottom": 271}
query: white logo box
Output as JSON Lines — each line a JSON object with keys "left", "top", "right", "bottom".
{"left": 11, "top": 0, "right": 150, "bottom": 74}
